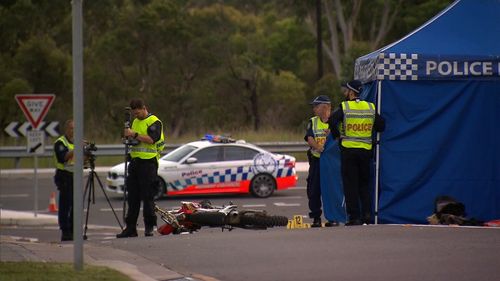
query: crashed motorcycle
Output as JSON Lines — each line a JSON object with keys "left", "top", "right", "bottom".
{"left": 154, "top": 201, "right": 289, "bottom": 235}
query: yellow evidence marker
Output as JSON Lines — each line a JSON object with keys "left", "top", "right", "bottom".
{"left": 287, "top": 215, "right": 311, "bottom": 229}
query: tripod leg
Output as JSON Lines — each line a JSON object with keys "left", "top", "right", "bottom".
{"left": 93, "top": 171, "right": 123, "bottom": 230}
{"left": 122, "top": 159, "right": 129, "bottom": 225}
{"left": 83, "top": 174, "right": 93, "bottom": 240}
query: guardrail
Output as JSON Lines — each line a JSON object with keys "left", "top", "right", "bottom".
{"left": 0, "top": 142, "right": 309, "bottom": 168}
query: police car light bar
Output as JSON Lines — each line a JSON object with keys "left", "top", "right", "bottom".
{"left": 202, "top": 134, "right": 236, "bottom": 143}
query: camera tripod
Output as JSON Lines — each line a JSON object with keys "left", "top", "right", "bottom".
{"left": 122, "top": 142, "right": 132, "bottom": 223}
{"left": 83, "top": 155, "right": 123, "bottom": 240}
{"left": 122, "top": 107, "right": 139, "bottom": 223}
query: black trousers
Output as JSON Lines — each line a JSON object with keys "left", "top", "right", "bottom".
{"left": 54, "top": 170, "right": 73, "bottom": 233}
{"left": 340, "top": 148, "right": 372, "bottom": 222}
{"left": 125, "top": 158, "right": 158, "bottom": 229}
{"left": 306, "top": 153, "right": 322, "bottom": 219}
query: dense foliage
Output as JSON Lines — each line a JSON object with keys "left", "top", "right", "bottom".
{"left": 0, "top": 0, "right": 453, "bottom": 142}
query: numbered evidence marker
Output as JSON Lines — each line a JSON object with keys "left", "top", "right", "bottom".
{"left": 27, "top": 130, "right": 45, "bottom": 155}
{"left": 287, "top": 215, "right": 311, "bottom": 229}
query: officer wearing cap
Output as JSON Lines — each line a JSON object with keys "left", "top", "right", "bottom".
{"left": 304, "top": 94, "right": 338, "bottom": 227}
{"left": 329, "top": 80, "right": 385, "bottom": 226}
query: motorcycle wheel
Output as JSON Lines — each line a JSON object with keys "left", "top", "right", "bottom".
{"left": 188, "top": 212, "right": 226, "bottom": 227}
{"left": 240, "top": 213, "right": 289, "bottom": 227}
{"left": 153, "top": 177, "right": 166, "bottom": 200}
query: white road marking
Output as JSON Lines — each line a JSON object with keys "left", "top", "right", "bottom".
{"left": 273, "top": 202, "right": 301, "bottom": 207}
{"left": 9, "top": 236, "right": 38, "bottom": 242}
{"left": 102, "top": 237, "right": 116, "bottom": 240}
{"left": 242, "top": 204, "right": 266, "bottom": 208}
{"left": 100, "top": 208, "right": 127, "bottom": 212}
{"left": 278, "top": 196, "right": 303, "bottom": 200}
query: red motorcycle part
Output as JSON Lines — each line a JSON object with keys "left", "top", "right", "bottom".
{"left": 158, "top": 224, "right": 175, "bottom": 235}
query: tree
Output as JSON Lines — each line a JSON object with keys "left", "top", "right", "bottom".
{"left": 0, "top": 0, "right": 456, "bottom": 141}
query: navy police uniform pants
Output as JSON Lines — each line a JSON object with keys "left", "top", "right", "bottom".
{"left": 54, "top": 170, "right": 73, "bottom": 234}
{"left": 340, "top": 147, "right": 372, "bottom": 222}
{"left": 125, "top": 158, "right": 158, "bottom": 229}
{"left": 307, "top": 154, "right": 322, "bottom": 219}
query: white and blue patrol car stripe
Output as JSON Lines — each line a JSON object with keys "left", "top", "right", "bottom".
{"left": 169, "top": 162, "right": 294, "bottom": 190}
{"left": 170, "top": 166, "right": 252, "bottom": 190}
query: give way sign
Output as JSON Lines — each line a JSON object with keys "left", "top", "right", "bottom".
{"left": 15, "top": 94, "right": 55, "bottom": 129}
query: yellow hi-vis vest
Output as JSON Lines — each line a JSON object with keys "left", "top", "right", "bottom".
{"left": 130, "top": 115, "right": 165, "bottom": 160}
{"left": 310, "top": 116, "right": 329, "bottom": 158}
{"left": 341, "top": 100, "right": 375, "bottom": 150}
{"left": 54, "top": 136, "right": 74, "bottom": 172}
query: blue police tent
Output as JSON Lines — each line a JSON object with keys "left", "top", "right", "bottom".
{"left": 322, "top": 0, "right": 500, "bottom": 224}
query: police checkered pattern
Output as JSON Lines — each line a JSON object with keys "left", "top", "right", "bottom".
{"left": 377, "top": 53, "right": 419, "bottom": 81}
{"left": 275, "top": 158, "right": 294, "bottom": 178}
{"left": 170, "top": 162, "right": 294, "bottom": 190}
{"left": 171, "top": 166, "right": 252, "bottom": 190}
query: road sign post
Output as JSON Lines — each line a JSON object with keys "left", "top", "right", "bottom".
{"left": 15, "top": 94, "right": 55, "bottom": 218}
{"left": 26, "top": 129, "right": 45, "bottom": 216}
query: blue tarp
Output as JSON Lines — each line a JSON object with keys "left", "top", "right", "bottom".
{"left": 320, "top": 136, "right": 346, "bottom": 223}
{"left": 322, "top": 0, "right": 500, "bottom": 224}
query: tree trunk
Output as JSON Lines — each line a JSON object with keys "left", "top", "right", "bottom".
{"left": 249, "top": 81, "right": 260, "bottom": 131}
{"left": 316, "top": 0, "right": 324, "bottom": 80}
{"left": 307, "top": 0, "right": 362, "bottom": 80}
{"left": 370, "top": 0, "right": 402, "bottom": 49}
{"left": 171, "top": 115, "right": 184, "bottom": 138}
{"left": 228, "top": 61, "right": 261, "bottom": 131}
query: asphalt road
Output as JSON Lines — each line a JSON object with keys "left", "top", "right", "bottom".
{"left": 0, "top": 170, "right": 310, "bottom": 228}
{"left": 2, "top": 171, "right": 500, "bottom": 281}
{"left": 3, "top": 222, "right": 499, "bottom": 281}
{"left": 109, "top": 225, "right": 500, "bottom": 281}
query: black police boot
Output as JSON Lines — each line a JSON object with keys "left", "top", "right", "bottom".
{"left": 345, "top": 219, "right": 362, "bottom": 226}
{"left": 325, "top": 221, "right": 339, "bottom": 227}
{"left": 145, "top": 225, "right": 154, "bottom": 237}
{"left": 362, "top": 214, "right": 372, "bottom": 225}
{"left": 311, "top": 217, "right": 322, "bottom": 227}
{"left": 116, "top": 227, "right": 138, "bottom": 238}
{"left": 61, "top": 231, "right": 73, "bottom": 241}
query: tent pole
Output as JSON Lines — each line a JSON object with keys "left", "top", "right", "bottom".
{"left": 375, "top": 80, "right": 382, "bottom": 225}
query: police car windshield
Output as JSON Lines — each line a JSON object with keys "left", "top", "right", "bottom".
{"left": 161, "top": 145, "right": 197, "bottom": 162}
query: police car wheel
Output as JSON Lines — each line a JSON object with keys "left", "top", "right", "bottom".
{"left": 250, "top": 174, "right": 275, "bottom": 198}
{"left": 154, "top": 177, "right": 167, "bottom": 200}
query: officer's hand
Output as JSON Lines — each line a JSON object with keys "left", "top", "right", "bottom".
{"left": 124, "top": 128, "right": 134, "bottom": 138}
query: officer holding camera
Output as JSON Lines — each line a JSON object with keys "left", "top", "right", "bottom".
{"left": 117, "top": 99, "right": 165, "bottom": 238}
{"left": 53, "top": 119, "right": 76, "bottom": 241}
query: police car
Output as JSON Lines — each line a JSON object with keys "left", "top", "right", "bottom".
{"left": 106, "top": 135, "right": 298, "bottom": 198}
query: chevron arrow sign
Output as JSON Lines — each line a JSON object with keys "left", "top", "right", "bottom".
{"left": 4, "top": 121, "right": 60, "bottom": 138}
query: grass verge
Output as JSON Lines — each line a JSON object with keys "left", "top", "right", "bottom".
{"left": 0, "top": 262, "right": 133, "bottom": 281}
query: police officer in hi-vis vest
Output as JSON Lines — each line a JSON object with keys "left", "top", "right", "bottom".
{"left": 53, "top": 119, "right": 76, "bottom": 241}
{"left": 117, "top": 99, "right": 165, "bottom": 238}
{"left": 304, "top": 95, "right": 338, "bottom": 227}
{"left": 329, "top": 80, "right": 385, "bottom": 226}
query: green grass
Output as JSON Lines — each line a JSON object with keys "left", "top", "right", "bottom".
{"left": 0, "top": 262, "right": 133, "bottom": 281}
